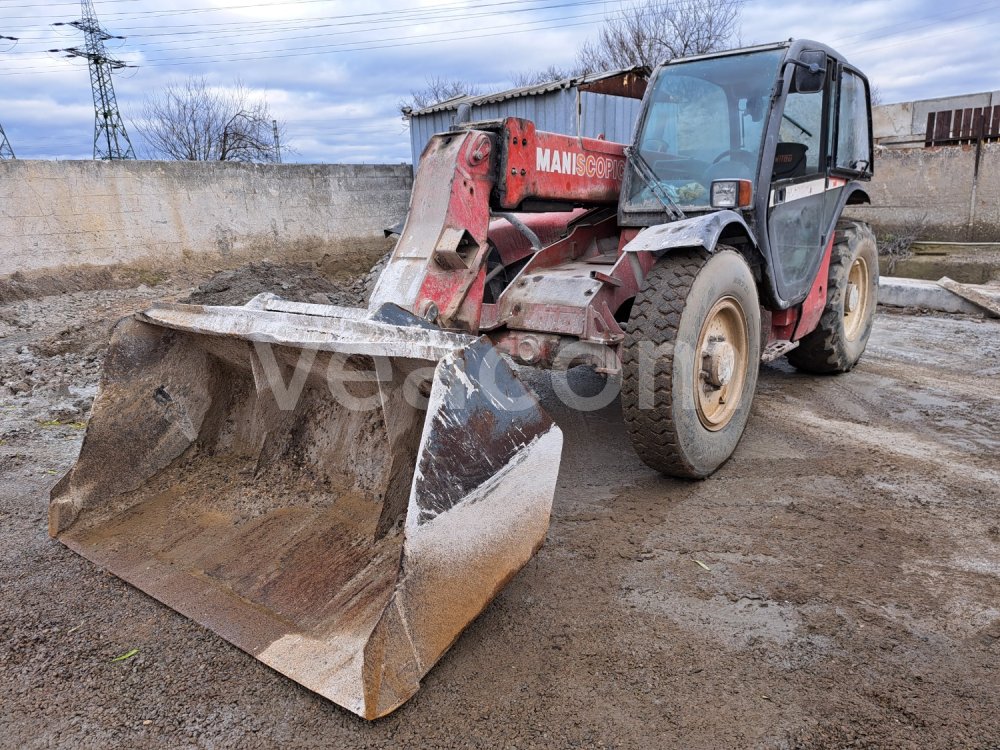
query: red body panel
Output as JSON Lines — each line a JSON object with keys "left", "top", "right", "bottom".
{"left": 488, "top": 210, "right": 590, "bottom": 268}
{"left": 498, "top": 119, "right": 626, "bottom": 210}
{"left": 792, "top": 232, "right": 835, "bottom": 341}
{"left": 769, "top": 309, "right": 799, "bottom": 343}
{"left": 373, "top": 116, "right": 837, "bottom": 373}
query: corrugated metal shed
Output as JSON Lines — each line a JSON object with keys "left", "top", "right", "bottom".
{"left": 403, "top": 67, "right": 649, "bottom": 165}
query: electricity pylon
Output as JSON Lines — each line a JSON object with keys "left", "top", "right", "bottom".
{"left": 0, "top": 122, "right": 14, "bottom": 159}
{"left": 52, "top": 0, "right": 135, "bottom": 160}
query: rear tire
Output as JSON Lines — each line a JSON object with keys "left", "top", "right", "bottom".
{"left": 621, "top": 247, "right": 761, "bottom": 479}
{"left": 788, "top": 221, "right": 878, "bottom": 374}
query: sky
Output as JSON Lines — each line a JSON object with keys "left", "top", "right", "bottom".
{"left": 1, "top": 0, "right": 997, "bottom": 163}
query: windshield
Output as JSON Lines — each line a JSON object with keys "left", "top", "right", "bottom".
{"left": 626, "top": 48, "right": 785, "bottom": 210}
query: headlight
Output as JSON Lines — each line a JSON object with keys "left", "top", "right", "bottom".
{"left": 710, "top": 179, "right": 753, "bottom": 209}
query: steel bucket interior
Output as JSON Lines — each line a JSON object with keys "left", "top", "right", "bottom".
{"left": 50, "top": 302, "right": 562, "bottom": 719}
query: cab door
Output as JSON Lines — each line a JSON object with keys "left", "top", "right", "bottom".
{"left": 765, "top": 52, "right": 843, "bottom": 304}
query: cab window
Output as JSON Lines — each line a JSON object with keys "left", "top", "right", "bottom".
{"left": 775, "top": 88, "right": 824, "bottom": 179}
{"left": 836, "top": 71, "right": 871, "bottom": 172}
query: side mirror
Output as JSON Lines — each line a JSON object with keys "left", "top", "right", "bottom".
{"left": 790, "top": 50, "right": 826, "bottom": 94}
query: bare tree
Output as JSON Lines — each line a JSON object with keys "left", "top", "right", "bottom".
{"left": 403, "top": 76, "right": 484, "bottom": 112}
{"left": 870, "top": 82, "right": 884, "bottom": 107}
{"left": 577, "top": 0, "right": 744, "bottom": 72}
{"left": 135, "top": 77, "right": 284, "bottom": 162}
{"left": 510, "top": 65, "right": 574, "bottom": 88}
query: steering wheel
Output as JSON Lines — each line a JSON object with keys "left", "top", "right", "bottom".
{"left": 711, "top": 148, "right": 753, "bottom": 165}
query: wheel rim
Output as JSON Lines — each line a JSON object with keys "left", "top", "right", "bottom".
{"left": 843, "top": 255, "right": 871, "bottom": 341}
{"left": 694, "top": 297, "right": 749, "bottom": 431}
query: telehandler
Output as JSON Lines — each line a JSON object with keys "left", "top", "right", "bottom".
{"left": 51, "top": 40, "right": 877, "bottom": 718}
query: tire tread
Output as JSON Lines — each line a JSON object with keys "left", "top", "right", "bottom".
{"left": 788, "top": 221, "right": 878, "bottom": 374}
{"left": 621, "top": 248, "right": 709, "bottom": 478}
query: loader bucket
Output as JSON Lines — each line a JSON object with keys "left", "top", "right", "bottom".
{"left": 49, "top": 294, "right": 562, "bottom": 720}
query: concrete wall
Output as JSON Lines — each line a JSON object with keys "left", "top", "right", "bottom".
{"left": 0, "top": 160, "right": 412, "bottom": 278}
{"left": 846, "top": 142, "right": 1000, "bottom": 242}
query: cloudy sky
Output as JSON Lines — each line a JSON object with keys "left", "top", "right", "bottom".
{"left": 2, "top": 0, "right": 996, "bottom": 163}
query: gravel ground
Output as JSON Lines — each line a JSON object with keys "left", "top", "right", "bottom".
{"left": 1, "top": 269, "right": 998, "bottom": 749}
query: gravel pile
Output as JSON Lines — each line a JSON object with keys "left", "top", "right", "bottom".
{"left": 182, "top": 257, "right": 387, "bottom": 308}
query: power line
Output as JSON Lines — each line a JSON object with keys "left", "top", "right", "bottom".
{"left": 5, "top": 0, "right": 720, "bottom": 37}
{"left": 49, "top": 0, "right": 136, "bottom": 159}
{"left": 0, "top": 8, "right": 623, "bottom": 74}
{"left": 1, "top": 0, "right": 608, "bottom": 35}
{"left": 136, "top": 10, "right": 613, "bottom": 61}
{"left": 3, "top": 0, "right": 614, "bottom": 54}
{"left": 118, "top": 12, "right": 619, "bottom": 66}
{"left": 7, "top": 0, "right": 994, "bottom": 68}
{"left": 117, "top": 0, "right": 612, "bottom": 48}
{"left": 8, "top": 0, "right": 614, "bottom": 23}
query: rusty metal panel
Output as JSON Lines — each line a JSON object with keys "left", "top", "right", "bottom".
{"left": 371, "top": 129, "right": 495, "bottom": 331}
{"left": 577, "top": 70, "right": 648, "bottom": 99}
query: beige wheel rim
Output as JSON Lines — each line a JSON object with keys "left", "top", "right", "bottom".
{"left": 695, "top": 297, "right": 749, "bottom": 431}
{"left": 844, "top": 255, "right": 871, "bottom": 341}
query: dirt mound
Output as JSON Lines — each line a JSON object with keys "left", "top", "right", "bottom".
{"left": 0, "top": 266, "right": 169, "bottom": 305}
{"left": 1, "top": 255, "right": 391, "bottom": 400}
{"left": 182, "top": 260, "right": 378, "bottom": 308}
{"left": 0, "top": 286, "right": 181, "bottom": 399}
{"left": 30, "top": 323, "right": 107, "bottom": 359}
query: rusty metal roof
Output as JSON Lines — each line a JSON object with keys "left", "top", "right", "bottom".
{"left": 404, "top": 66, "right": 650, "bottom": 118}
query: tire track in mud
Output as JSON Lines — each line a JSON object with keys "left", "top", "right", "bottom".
{"left": 576, "top": 311, "right": 1000, "bottom": 748}
{"left": 4, "top": 288, "right": 1000, "bottom": 749}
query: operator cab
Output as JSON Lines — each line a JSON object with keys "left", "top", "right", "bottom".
{"left": 627, "top": 46, "right": 782, "bottom": 207}
{"left": 620, "top": 40, "right": 874, "bottom": 307}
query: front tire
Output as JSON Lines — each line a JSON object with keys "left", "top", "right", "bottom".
{"left": 788, "top": 221, "right": 879, "bottom": 374}
{"left": 621, "top": 247, "right": 761, "bottom": 479}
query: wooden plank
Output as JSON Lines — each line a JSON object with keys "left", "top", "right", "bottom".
{"left": 933, "top": 110, "right": 952, "bottom": 144}
{"left": 952, "top": 109, "right": 964, "bottom": 143}
{"left": 923, "top": 107, "right": 1000, "bottom": 146}
{"left": 937, "top": 277, "right": 1000, "bottom": 318}
{"left": 961, "top": 108, "right": 974, "bottom": 142}
{"left": 972, "top": 108, "right": 985, "bottom": 141}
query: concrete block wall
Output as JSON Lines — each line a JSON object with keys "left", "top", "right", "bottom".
{"left": 847, "top": 142, "right": 1000, "bottom": 242}
{"left": 0, "top": 160, "right": 413, "bottom": 278}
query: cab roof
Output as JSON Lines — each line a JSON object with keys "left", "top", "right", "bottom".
{"left": 663, "top": 39, "right": 858, "bottom": 72}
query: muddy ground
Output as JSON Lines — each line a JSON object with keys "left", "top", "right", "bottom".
{"left": 1, "top": 265, "right": 998, "bottom": 749}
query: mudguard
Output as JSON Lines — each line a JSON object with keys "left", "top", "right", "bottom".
{"left": 621, "top": 210, "right": 757, "bottom": 255}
